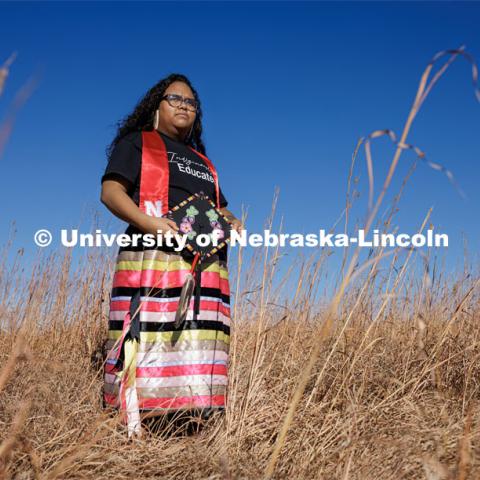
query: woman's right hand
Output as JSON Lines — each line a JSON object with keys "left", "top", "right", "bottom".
{"left": 101, "top": 178, "right": 179, "bottom": 239}
{"left": 140, "top": 215, "right": 179, "bottom": 238}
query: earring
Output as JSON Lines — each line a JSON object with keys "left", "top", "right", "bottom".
{"left": 153, "top": 109, "right": 160, "bottom": 130}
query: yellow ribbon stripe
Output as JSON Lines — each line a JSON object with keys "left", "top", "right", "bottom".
{"left": 108, "top": 329, "right": 230, "bottom": 345}
{"left": 123, "top": 338, "right": 138, "bottom": 387}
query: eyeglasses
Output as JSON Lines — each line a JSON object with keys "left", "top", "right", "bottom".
{"left": 160, "top": 93, "right": 198, "bottom": 112}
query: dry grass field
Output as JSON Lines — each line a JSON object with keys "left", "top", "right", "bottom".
{"left": 1, "top": 48, "right": 479, "bottom": 479}
{"left": 0, "top": 238, "right": 479, "bottom": 480}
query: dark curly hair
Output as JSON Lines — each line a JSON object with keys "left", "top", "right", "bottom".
{"left": 106, "top": 73, "right": 206, "bottom": 160}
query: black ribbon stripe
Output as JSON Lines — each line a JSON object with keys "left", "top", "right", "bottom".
{"left": 108, "top": 319, "right": 230, "bottom": 335}
{"left": 111, "top": 286, "right": 230, "bottom": 305}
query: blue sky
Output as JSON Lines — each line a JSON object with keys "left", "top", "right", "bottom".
{"left": 1, "top": 1, "right": 479, "bottom": 280}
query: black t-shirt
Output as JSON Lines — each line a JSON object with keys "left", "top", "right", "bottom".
{"left": 101, "top": 130, "right": 228, "bottom": 209}
{"left": 101, "top": 130, "right": 229, "bottom": 260}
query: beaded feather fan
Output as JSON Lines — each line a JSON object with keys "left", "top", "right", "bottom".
{"left": 166, "top": 192, "right": 232, "bottom": 327}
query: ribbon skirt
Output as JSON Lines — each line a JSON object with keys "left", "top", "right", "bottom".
{"left": 102, "top": 248, "right": 231, "bottom": 432}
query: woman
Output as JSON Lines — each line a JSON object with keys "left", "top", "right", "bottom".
{"left": 100, "top": 73, "right": 242, "bottom": 437}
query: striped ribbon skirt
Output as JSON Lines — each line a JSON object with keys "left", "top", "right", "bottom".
{"left": 102, "top": 247, "right": 231, "bottom": 434}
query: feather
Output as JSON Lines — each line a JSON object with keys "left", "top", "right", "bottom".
{"left": 174, "top": 272, "right": 196, "bottom": 328}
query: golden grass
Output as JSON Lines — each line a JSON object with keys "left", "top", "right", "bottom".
{"left": 0, "top": 242, "right": 479, "bottom": 479}
{"left": 1, "top": 47, "right": 480, "bottom": 479}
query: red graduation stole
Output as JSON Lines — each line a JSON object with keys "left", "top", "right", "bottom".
{"left": 139, "top": 130, "right": 221, "bottom": 217}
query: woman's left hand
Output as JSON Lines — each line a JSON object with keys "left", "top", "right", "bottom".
{"left": 230, "top": 218, "right": 244, "bottom": 233}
